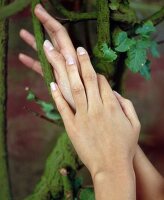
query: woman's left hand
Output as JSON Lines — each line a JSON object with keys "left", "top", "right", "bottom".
{"left": 48, "top": 45, "right": 140, "bottom": 178}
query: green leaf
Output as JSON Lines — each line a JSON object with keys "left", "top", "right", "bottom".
{"left": 150, "top": 41, "right": 160, "bottom": 58}
{"left": 26, "top": 90, "right": 61, "bottom": 121}
{"left": 101, "top": 43, "right": 117, "bottom": 62}
{"left": 36, "top": 101, "right": 61, "bottom": 121}
{"left": 126, "top": 40, "right": 147, "bottom": 73}
{"left": 115, "top": 31, "right": 136, "bottom": 52}
{"left": 27, "top": 90, "right": 36, "bottom": 101}
{"left": 79, "top": 188, "right": 95, "bottom": 200}
{"left": 139, "top": 60, "right": 151, "bottom": 80}
{"left": 109, "top": 2, "right": 119, "bottom": 10}
{"left": 135, "top": 20, "right": 156, "bottom": 38}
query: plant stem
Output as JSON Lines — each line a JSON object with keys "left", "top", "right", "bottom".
{"left": 25, "top": 133, "right": 79, "bottom": 200}
{"left": 31, "top": 0, "right": 54, "bottom": 94}
{"left": 49, "top": 0, "right": 97, "bottom": 22}
{"left": 0, "top": 0, "right": 12, "bottom": 199}
{"left": 144, "top": 6, "right": 164, "bottom": 26}
{"left": 0, "top": 0, "right": 32, "bottom": 20}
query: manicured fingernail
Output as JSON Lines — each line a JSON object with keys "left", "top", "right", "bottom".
{"left": 77, "top": 47, "right": 86, "bottom": 55}
{"left": 50, "top": 82, "right": 57, "bottom": 91}
{"left": 36, "top": 4, "right": 45, "bottom": 12}
{"left": 113, "top": 90, "right": 121, "bottom": 97}
{"left": 44, "top": 40, "right": 54, "bottom": 51}
{"left": 66, "top": 55, "right": 75, "bottom": 65}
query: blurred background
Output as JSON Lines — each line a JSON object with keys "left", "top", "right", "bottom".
{"left": 7, "top": 0, "right": 164, "bottom": 199}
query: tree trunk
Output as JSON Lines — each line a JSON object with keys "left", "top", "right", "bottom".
{"left": 0, "top": 0, "right": 12, "bottom": 199}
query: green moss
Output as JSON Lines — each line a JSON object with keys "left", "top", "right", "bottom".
{"left": 31, "top": 0, "right": 54, "bottom": 94}
{"left": 25, "top": 133, "right": 79, "bottom": 200}
{"left": 0, "top": 0, "right": 12, "bottom": 199}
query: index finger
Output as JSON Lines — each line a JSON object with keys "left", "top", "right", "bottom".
{"left": 34, "top": 4, "right": 79, "bottom": 67}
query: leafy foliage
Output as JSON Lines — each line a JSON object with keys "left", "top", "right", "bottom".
{"left": 139, "top": 60, "right": 151, "bottom": 80}
{"left": 125, "top": 40, "right": 147, "bottom": 73}
{"left": 101, "top": 20, "right": 159, "bottom": 80}
{"left": 109, "top": 0, "right": 120, "bottom": 10}
{"left": 101, "top": 43, "right": 117, "bottom": 62}
{"left": 79, "top": 188, "right": 95, "bottom": 200}
{"left": 135, "top": 21, "right": 156, "bottom": 38}
{"left": 115, "top": 31, "right": 135, "bottom": 52}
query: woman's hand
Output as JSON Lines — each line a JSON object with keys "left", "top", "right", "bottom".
{"left": 19, "top": 2, "right": 141, "bottom": 177}
{"left": 49, "top": 45, "right": 140, "bottom": 177}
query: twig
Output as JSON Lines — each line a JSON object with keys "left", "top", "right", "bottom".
{"left": 23, "top": 106, "right": 56, "bottom": 124}
{"left": 144, "top": 6, "right": 164, "bottom": 26}
{"left": 0, "top": 0, "right": 32, "bottom": 20}
{"left": 31, "top": 0, "right": 54, "bottom": 94}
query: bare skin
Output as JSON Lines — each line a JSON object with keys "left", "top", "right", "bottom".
{"left": 19, "top": 4, "right": 164, "bottom": 199}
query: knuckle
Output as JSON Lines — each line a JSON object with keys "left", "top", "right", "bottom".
{"left": 72, "top": 85, "right": 84, "bottom": 95}
{"left": 57, "top": 104, "right": 66, "bottom": 114}
{"left": 52, "top": 52, "right": 63, "bottom": 60}
{"left": 108, "top": 101, "right": 117, "bottom": 112}
{"left": 55, "top": 95, "right": 66, "bottom": 113}
{"left": 89, "top": 106, "right": 102, "bottom": 118}
{"left": 83, "top": 72, "right": 97, "bottom": 82}
{"left": 79, "top": 53, "right": 89, "bottom": 63}
{"left": 98, "top": 74, "right": 106, "bottom": 80}
{"left": 134, "top": 121, "right": 141, "bottom": 132}
{"left": 125, "top": 99, "right": 133, "bottom": 105}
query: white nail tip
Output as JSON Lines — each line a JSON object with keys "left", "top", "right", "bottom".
{"left": 44, "top": 40, "right": 54, "bottom": 51}
{"left": 50, "top": 82, "right": 56, "bottom": 91}
{"left": 77, "top": 47, "right": 86, "bottom": 55}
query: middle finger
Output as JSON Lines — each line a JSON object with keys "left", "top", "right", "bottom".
{"left": 34, "top": 4, "right": 79, "bottom": 69}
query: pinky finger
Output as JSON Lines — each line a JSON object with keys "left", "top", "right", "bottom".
{"left": 50, "top": 82, "right": 74, "bottom": 129}
{"left": 20, "top": 29, "right": 37, "bottom": 51}
{"left": 19, "top": 53, "right": 43, "bottom": 76}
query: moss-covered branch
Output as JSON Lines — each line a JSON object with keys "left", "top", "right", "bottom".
{"left": 0, "top": 0, "right": 12, "bottom": 199}
{"left": 25, "top": 133, "right": 79, "bottom": 200}
{"left": 0, "top": 0, "right": 32, "bottom": 20}
{"left": 49, "top": 0, "right": 137, "bottom": 24}
{"left": 31, "top": 0, "right": 54, "bottom": 93}
{"left": 49, "top": 0, "right": 97, "bottom": 22}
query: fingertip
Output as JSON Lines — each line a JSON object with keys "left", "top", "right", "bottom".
{"left": 50, "top": 82, "right": 57, "bottom": 92}
{"left": 19, "top": 29, "right": 26, "bottom": 37}
{"left": 34, "top": 3, "right": 45, "bottom": 16}
{"left": 18, "top": 53, "right": 25, "bottom": 60}
{"left": 77, "top": 47, "right": 87, "bottom": 56}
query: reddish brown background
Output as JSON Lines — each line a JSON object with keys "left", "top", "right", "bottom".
{"left": 7, "top": 1, "right": 164, "bottom": 199}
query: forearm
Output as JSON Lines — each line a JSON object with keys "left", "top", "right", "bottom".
{"left": 91, "top": 161, "right": 136, "bottom": 200}
{"left": 134, "top": 146, "right": 164, "bottom": 200}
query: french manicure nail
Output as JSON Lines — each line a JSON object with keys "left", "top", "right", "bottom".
{"left": 66, "top": 56, "right": 75, "bottom": 65}
{"left": 50, "top": 82, "right": 57, "bottom": 91}
{"left": 44, "top": 40, "right": 54, "bottom": 51}
{"left": 77, "top": 47, "right": 86, "bottom": 55}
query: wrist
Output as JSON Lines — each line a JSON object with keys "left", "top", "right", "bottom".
{"left": 91, "top": 162, "right": 136, "bottom": 200}
{"left": 90, "top": 157, "right": 134, "bottom": 181}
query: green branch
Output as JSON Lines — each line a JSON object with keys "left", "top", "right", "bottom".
{"left": 144, "top": 6, "right": 164, "bottom": 26}
{"left": 31, "top": 0, "right": 54, "bottom": 93}
{"left": 49, "top": 0, "right": 97, "bottom": 22}
{"left": 0, "top": 0, "right": 32, "bottom": 20}
{"left": 0, "top": 0, "right": 12, "bottom": 199}
{"left": 50, "top": 0, "right": 137, "bottom": 24}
